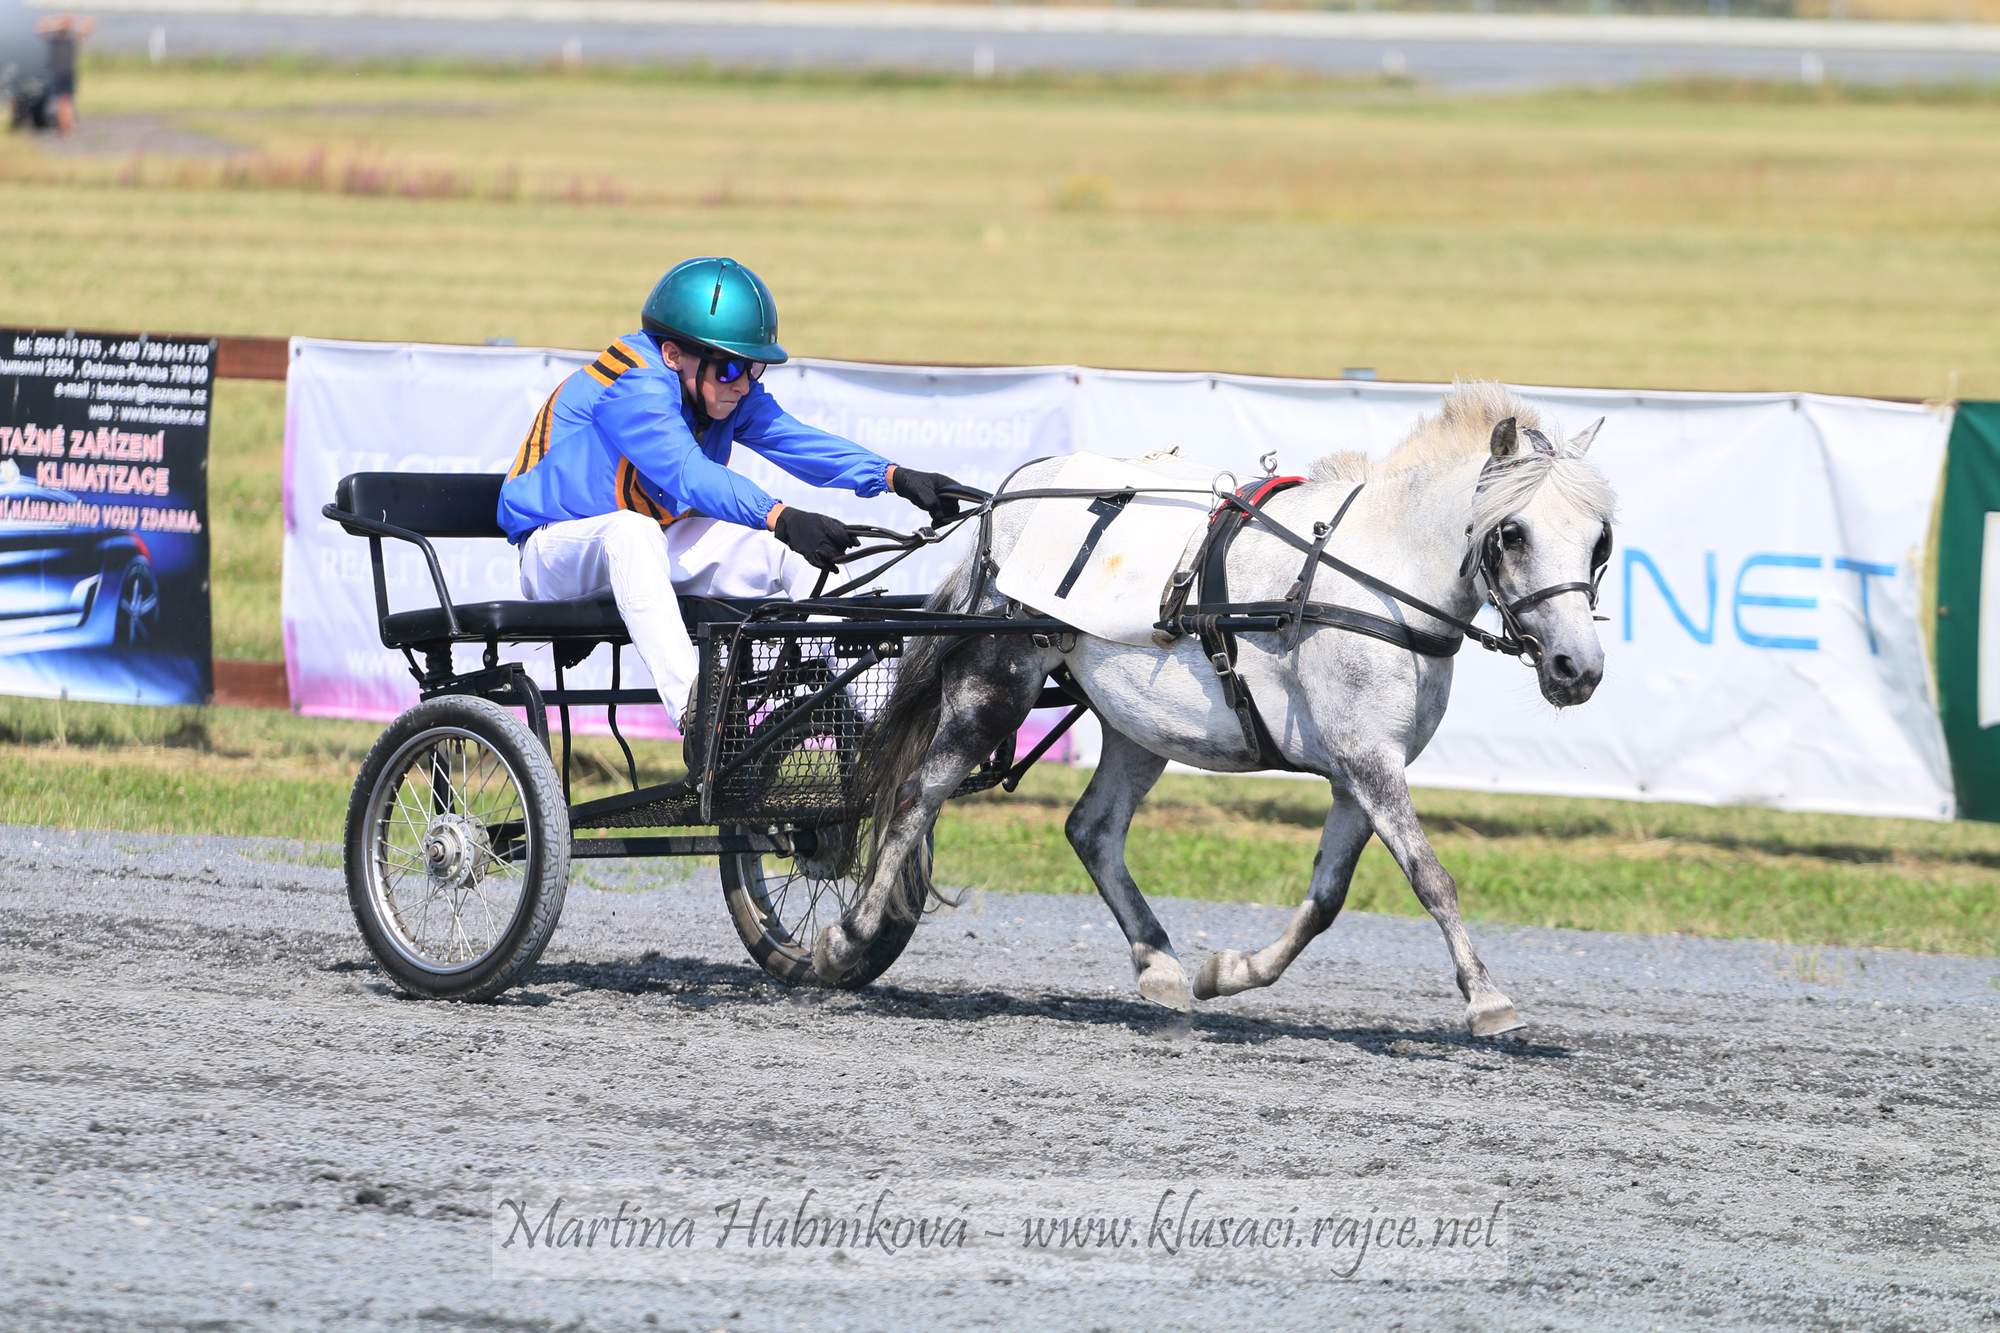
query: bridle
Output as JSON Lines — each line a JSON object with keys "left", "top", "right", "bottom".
{"left": 1461, "top": 432, "right": 1613, "bottom": 666}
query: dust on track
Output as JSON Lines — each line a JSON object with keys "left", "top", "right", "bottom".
{"left": 1, "top": 824, "right": 1994, "bottom": 1329}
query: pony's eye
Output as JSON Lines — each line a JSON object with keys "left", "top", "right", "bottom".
{"left": 1500, "top": 522, "right": 1526, "bottom": 550}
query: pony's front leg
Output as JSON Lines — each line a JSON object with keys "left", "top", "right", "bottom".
{"left": 1345, "top": 754, "right": 1524, "bottom": 1037}
{"left": 1063, "top": 727, "right": 1187, "bottom": 1010}
{"left": 812, "top": 646, "right": 1042, "bottom": 985}
{"left": 1194, "top": 796, "right": 1369, "bottom": 1000}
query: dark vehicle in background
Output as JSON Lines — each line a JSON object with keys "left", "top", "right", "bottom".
{"left": 7, "top": 66, "right": 49, "bottom": 131}
{"left": 0, "top": 461, "right": 159, "bottom": 652}
{"left": 0, "top": 0, "right": 50, "bottom": 130}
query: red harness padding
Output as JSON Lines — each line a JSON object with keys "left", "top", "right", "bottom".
{"left": 1222, "top": 475, "right": 1308, "bottom": 519}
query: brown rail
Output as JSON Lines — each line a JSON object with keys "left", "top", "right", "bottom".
{"left": 212, "top": 334, "right": 289, "bottom": 381}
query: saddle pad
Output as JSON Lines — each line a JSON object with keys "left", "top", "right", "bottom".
{"left": 993, "top": 451, "right": 1227, "bottom": 646}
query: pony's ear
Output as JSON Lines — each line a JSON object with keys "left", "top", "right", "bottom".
{"left": 1568, "top": 417, "right": 1604, "bottom": 456}
{"left": 1489, "top": 417, "right": 1519, "bottom": 459}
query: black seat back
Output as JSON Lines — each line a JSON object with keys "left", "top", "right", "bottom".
{"left": 334, "top": 472, "right": 507, "bottom": 539}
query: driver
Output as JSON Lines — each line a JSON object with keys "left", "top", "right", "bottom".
{"left": 497, "top": 256, "right": 967, "bottom": 731}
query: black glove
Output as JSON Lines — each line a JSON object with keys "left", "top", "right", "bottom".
{"left": 890, "top": 467, "right": 966, "bottom": 526}
{"left": 772, "top": 506, "right": 856, "bottom": 572}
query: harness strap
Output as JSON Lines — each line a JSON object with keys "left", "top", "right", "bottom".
{"left": 1171, "top": 600, "right": 1464, "bottom": 660}
{"left": 1216, "top": 487, "right": 1522, "bottom": 656}
{"left": 1194, "top": 476, "right": 1307, "bottom": 772}
{"left": 1282, "top": 483, "right": 1367, "bottom": 651}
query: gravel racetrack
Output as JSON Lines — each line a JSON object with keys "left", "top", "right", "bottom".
{"left": 3, "top": 823, "right": 1995, "bottom": 1329}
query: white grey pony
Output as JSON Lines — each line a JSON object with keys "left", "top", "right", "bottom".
{"left": 814, "top": 383, "right": 1617, "bottom": 1037}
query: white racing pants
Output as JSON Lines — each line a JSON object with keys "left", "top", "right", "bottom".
{"left": 518, "top": 511, "right": 815, "bottom": 727}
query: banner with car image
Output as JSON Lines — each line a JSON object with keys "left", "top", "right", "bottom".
{"left": 0, "top": 329, "right": 213, "bottom": 705}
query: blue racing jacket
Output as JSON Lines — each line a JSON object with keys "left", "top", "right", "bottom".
{"left": 496, "top": 332, "right": 892, "bottom": 542}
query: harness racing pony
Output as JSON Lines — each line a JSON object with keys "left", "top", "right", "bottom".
{"left": 817, "top": 383, "right": 1617, "bottom": 1036}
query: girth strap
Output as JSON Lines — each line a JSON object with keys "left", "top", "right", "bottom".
{"left": 1190, "top": 475, "right": 1307, "bottom": 772}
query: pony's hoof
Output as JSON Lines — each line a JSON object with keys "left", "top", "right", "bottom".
{"left": 812, "top": 924, "right": 858, "bottom": 986}
{"left": 1132, "top": 946, "right": 1192, "bottom": 1012}
{"left": 1193, "top": 950, "right": 1256, "bottom": 1000}
{"left": 1138, "top": 963, "right": 1192, "bottom": 1013}
{"left": 1467, "top": 996, "right": 1525, "bottom": 1038}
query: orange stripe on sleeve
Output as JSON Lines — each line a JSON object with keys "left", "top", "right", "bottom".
{"left": 527, "top": 396, "right": 554, "bottom": 469}
{"left": 614, "top": 456, "right": 679, "bottom": 527}
{"left": 508, "top": 393, "right": 556, "bottom": 479}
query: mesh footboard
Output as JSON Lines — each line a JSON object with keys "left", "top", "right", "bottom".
{"left": 694, "top": 617, "right": 1016, "bottom": 827}
{"left": 696, "top": 624, "right": 893, "bottom": 825}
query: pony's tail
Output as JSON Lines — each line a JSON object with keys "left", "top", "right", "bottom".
{"left": 856, "top": 556, "right": 978, "bottom": 906}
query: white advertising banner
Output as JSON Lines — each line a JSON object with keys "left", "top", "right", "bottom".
{"left": 283, "top": 342, "right": 1954, "bottom": 818}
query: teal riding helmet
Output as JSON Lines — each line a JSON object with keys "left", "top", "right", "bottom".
{"left": 640, "top": 257, "right": 788, "bottom": 364}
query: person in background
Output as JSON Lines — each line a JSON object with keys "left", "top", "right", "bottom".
{"left": 35, "top": 13, "right": 94, "bottom": 137}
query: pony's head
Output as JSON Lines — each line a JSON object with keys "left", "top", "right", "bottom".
{"left": 1463, "top": 414, "right": 1616, "bottom": 708}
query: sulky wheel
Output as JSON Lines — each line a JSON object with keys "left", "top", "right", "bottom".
{"left": 719, "top": 819, "right": 931, "bottom": 989}
{"left": 343, "top": 694, "right": 571, "bottom": 1001}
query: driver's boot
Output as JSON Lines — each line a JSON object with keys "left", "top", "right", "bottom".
{"left": 677, "top": 682, "right": 703, "bottom": 784}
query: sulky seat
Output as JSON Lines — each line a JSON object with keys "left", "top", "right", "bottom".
{"left": 325, "top": 471, "right": 762, "bottom": 652}
{"left": 379, "top": 593, "right": 630, "bottom": 647}
{"left": 378, "top": 591, "right": 763, "bottom": 648}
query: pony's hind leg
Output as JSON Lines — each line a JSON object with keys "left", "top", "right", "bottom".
{"left": 1063, "top": 726, "right": 1186, "bottom": 1011}
{"left": 1345, "top": 753, "right": 1523, "bottom": 1037}
{"left": 1193, "top": 795, "right": 1369, "bottom": 1001}
{"left": 811, "top": 635, "right": 1045, "bottom": 985}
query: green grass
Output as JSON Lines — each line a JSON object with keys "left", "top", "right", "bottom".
{"left": 2, "top": 59, "right": 1996, "bottom": 954}
{"left": 6, "top": 60, "right": 2000, "bottom": 401}
{"left": 1, "top": 700, "right": 1994, "bottom": 955}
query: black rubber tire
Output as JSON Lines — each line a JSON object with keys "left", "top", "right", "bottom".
{"left": 343, "top": 694, "right": 571, "bottom": 1001}
{"left": 719, "top": 821, "right": 930, "bottom": 990}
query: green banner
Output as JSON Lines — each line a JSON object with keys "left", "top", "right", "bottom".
{"left": 1937, "top": 402, "right": 2000, "bottom": 822}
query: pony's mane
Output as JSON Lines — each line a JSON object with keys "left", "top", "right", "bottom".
{"left": 1309, "top": 381, "right": 1615, "bottom": 540}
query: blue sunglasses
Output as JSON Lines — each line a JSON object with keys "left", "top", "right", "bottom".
{"left": 712, "top": 356, "right": 766, "bottom": 385}
{"left": 675, "top": 341, "right": 765, "bottom": 385}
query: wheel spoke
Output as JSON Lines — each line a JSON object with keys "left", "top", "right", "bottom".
{"left": 469, "top": 751, "right": 501, "bottom": 821}
{"left": 389, "top": 777, "right": 426, "bottom": 833}
{"left": 381, "top": 847, "right": 426, "bottom": 874}
{"left": 803, "top": 876, "right": 829, "bottom": 944}
{"left": 774, "top": 865, "right": 809, "bottom": 940}
{"left": 473, "top": 882, "right": 503, "bottom": 945}
{"left": 475, "top": 841, "right": 522, "bottom": 883}
{"left": 447, "top": 894, "right": 470, "bottom": 961}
